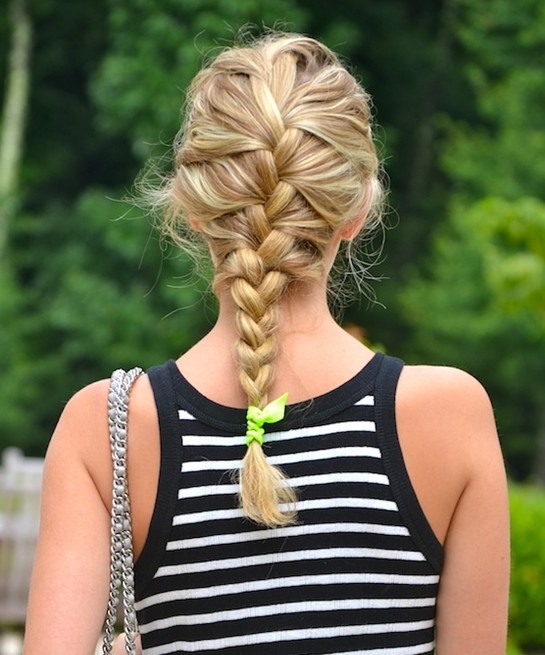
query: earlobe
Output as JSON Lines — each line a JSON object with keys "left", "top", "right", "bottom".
{"left": 189, "top": 218, "right": 201, "bottom": 232}
{"left": 340, "top": 214, "right": 366, "bottom": 241}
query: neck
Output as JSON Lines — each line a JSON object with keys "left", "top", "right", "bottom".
{"left": 177, "top": 276, "right": 373, "bottom": 408}
{"left": 213, "top": 278, "right": 337, "bottom": 341}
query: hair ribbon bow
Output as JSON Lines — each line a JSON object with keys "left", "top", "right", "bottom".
{"left": 245, "top": 393, "right": 289, "bottom": 447}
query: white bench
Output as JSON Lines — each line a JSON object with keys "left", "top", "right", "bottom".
{"left": 0, "top": 448, "right": 44, "bottom": 625}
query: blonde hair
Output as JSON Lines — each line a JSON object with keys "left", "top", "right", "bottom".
{"left": 159, "top": 32, "right": 383, "bottom": 526}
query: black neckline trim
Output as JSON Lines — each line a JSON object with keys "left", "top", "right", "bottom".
{"left": 166, "top": 352, "right": 384, "bottom": 432}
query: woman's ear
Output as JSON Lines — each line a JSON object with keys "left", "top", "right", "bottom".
{"left": 341, "top": 181, "right": 379, "bottom": 241}
{"left": 340, "top": 214, "right": 366, "bottom": 241}
{"left": 189, "top": 217, "right": 201, "bottom": 232}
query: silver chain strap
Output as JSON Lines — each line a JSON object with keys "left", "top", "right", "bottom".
{"left": 103, "top": 367, "right": 143, "bottom": 655}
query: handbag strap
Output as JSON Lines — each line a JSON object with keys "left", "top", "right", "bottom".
{"left": 103, "top": 367, "right": 144, "bottom": 655}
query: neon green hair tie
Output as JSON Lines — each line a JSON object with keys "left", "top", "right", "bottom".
{"left": 245, "top": 392, "right": 289, "bottom": 447}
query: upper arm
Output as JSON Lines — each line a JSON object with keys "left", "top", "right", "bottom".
{"left": 433, "top": 372, "right": 510, "bottom": 654}
{"left": 24, "top": 380, "right": 112, "bottom": 655}
{"left": 398, "top": 366, "right": 509, "bottom": 654}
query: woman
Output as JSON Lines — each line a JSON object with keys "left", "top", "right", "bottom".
{"left": 24, "top": 33, "right": 509, "bottom": 654}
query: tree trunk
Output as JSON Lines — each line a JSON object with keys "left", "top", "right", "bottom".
{"left": 0, "top": 0, "right": 32, "bottom": 260}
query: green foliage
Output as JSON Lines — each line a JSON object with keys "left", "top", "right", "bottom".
{"left": 454, "top": 0, "right": 545, "bottom": 74}
{"left": 476, "top": 197, "right": 545, "bottom": 322}
{"left": 91, "top": 0, "right": 307, "bottom": 161}
{"left": 20, "top": 0, "right": 124, "bottom": 202}
{"left": 402, "top": 197, "right": 545, "bottom": 478}
{"left": 506, "top": 638, "right": 523, "bottom": 655}
{"left": 0, "top": 264, "right": 28, "bottom": 441}
{"left": 400, "top": 0, "right": 545, "bottom": 480}
{"left": 443, "top": 0, "right": 545, "bottom": 200}
{"left": 1, "top": 189, "right": 213, "bottom": 454}
{"left": 509, "top": 484, "right": 545, "bottom": 648}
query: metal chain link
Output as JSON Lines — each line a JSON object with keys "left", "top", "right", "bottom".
{"left": 103, "top": 367, "right": 143, "bottom": 655}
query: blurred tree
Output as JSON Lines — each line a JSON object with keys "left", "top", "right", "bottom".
{"left": 17, "top": 0, "right": 121, "bottom": 205}
{"left": 0, "top": 0, "right": 32, "bottom": 259}
{"left": 91, "top": 0, "right": 307, "bottom": 162}
{"left": 3, "top": 189, "right": 213, "bottom": 453}
{"left": 402, "top": 0, "right": 545, "bottom": 479}
{"left": 442, "top": 0, "right": 545, "bottom": 201}
{"left": 403, "top": 198, "right": 545, "bottom": 479}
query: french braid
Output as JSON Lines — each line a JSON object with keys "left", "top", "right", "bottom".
{"left": 161, "top": 33, "right": 383, "bottom": 526}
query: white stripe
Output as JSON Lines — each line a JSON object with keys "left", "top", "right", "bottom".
{"left": 182, "top": 420, "right": 376, "bottom": 447}
{"left": 355, "top": 395, "right": 374, "bottom": 406}
{"left": 156, "top": 546, "right": 425, "bottom": 577}
{"left": 139, "top": 597, "right": 436, "bottom": 632}
{"left": 180, "top": 401, "right": 374, "bottom": 420}
{"left": 173, "top": 496, "right": 398, "bottom": 526}
{"left": 135, "top": 572, "right": 440, "bottom": 609}
{"left": 167, "top": 520, "right": 409, "bottom": 551}
{"left": 178, "top": 471, "right": 389, "bottom": 500}
{"left": 182, "top": 445, "right": 381, "bottom": 472}
{"left": 268, "top": 421, "right": 377, "bottom": 438}
{"left": 320, "top": 643, "right": 435, "bottom": 655}
{"left": 142, "top": 620, "right": 435, "bottom": 654}
{"left": 178, "top": 410, "right": 196, "bottom": 420}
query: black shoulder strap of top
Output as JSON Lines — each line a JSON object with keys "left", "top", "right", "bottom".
{"left": 374, "top": 355, "right": 444, "bottom": 573}
{"left": 134, "top": 362, "right": 184, "bottom": 597}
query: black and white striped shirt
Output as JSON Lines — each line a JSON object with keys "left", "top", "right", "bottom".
{"left": 135, "top": 353, "right": 443, "bottom": 655}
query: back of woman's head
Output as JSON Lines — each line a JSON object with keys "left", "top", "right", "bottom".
{"left": 161, "top": 32, "right": 383, "bottom": 526}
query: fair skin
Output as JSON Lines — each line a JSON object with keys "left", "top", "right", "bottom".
{"left": 23, "top": 244, "right": 509, "bottom": 655}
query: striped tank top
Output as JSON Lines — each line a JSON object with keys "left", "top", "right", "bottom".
{"left": 135, "top": 353, "right": 443, "bottom": 655}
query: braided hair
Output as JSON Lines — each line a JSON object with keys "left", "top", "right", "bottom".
{"left": 161, "top": 33, "right": 382, "bottom": 526}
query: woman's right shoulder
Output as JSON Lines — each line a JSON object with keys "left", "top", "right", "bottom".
{"left": 48, "top": 373, "right": 161, "bottom": 558}
{"left": 52, "top": 372, "right": 156, "bottom": 447}
{"left": 64, "top": 377, "right": 110, "bottom": 411}
{"left": 49, "top": 379, "right": 111, "bottom": 455}
{"left": 49, "top": 374, "right": 159, "bottom": 503}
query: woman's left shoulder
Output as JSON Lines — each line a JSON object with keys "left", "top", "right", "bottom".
{"left": 397, "top": 363, "right": 496, "bottom": 434}
{"left": 391, "top": 362, "right": 506, "bottom": 548}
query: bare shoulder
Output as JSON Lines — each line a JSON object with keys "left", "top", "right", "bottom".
{"left": 48, "top": 374, "right": 158, "bottom": 510}
{"left": 399, "top": 363, "right": 492, "bottom": 412}
{"left": 55, "top": 378, "right": 110, "bottom": 422}
{"left": 398, "top": 363, "right": 501, "bottom": 474}
{"left": 26, "top": 375, "right": 158, "bottom": 654}
{"left": 50, "top": 374, "right": 156, "bottom": 448}
{"left": 46, "top": 379, "right": 111, "bottom": 465}
{"left": 397, "top": 364, "right": 498, "bottom": 450}
{"left": 393, "top": 364, "right": 502, "bottom": 545}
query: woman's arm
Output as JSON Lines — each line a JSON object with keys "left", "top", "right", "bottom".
{"left": 398, "top": 366, "right": 510, "bottom": 654}
{"left": 433, "top": 372, "right": 510, "bottom": 653}
{"left": 24, "top": 381, "right": 113, "bottom": 655}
